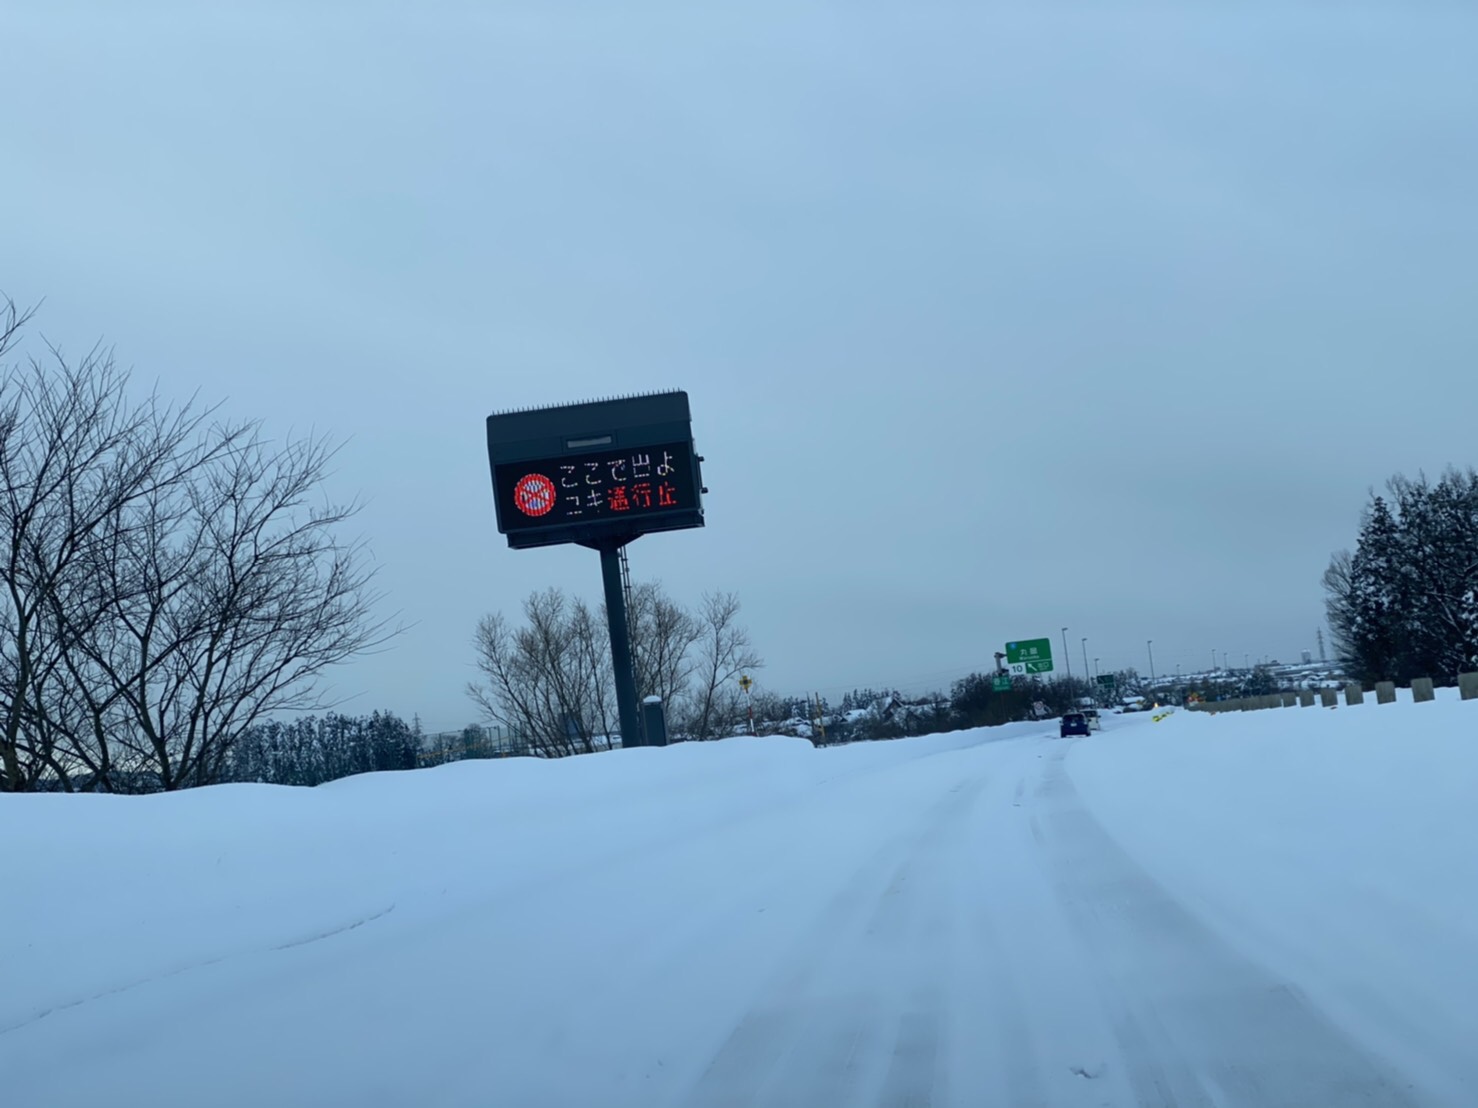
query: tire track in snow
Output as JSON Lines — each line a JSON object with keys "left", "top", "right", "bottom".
{"left": 1032, "top": 745, "right": 1426, "bottom": 1107}
{"left": 0, "top": 903, "right": 396, "bottom": 1036}
{"left": 684, "top": 847, "right": 899, "bottom": 1107}
{"left": 683, "top": 770, "right": 993, "bottom": 1107}
{"left": 961, "top": 765, "right": 1053, "bottom": 1107}
{"left": 874, "top": 1010, "right": 941, "bottom": 1108}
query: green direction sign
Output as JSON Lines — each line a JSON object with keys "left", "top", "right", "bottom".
{"left": 1096, "top": 673, "right": 1117, "bottom": 687}
{"left": 1005, "top": 638, "right": 1054, "bottom": 675}
{"left": 992, "top": 675, "right": 1011, "bottom": 692}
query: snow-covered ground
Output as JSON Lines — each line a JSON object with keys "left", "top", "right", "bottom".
{"left": 4, "top": 695, "right": 1476, "bottom": 1107}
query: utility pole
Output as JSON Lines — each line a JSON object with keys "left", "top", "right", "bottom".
{"left": 1062, "top": 627, "right": 1072, "bottom": 681}
{"left": 1147, "top": 639, "right": 1156, "bottom": 683}
{"left": 1081, "top": 637, "right": 1090, "bottom": 692}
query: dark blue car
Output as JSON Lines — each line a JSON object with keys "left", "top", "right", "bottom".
{"left": 1060, "top": 712, "right": 1090, "bottom": 738}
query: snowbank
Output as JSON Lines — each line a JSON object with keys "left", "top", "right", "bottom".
{"left": 1069, "top": 691, "right": 1478, "bottom": 1105}
{"left": 4, "top": 697, "right": 1477, "bottom": 1106}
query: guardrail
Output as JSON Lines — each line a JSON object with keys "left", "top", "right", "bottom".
{"left": 1187, "top": 672, "right": 1478, "bottom": 713}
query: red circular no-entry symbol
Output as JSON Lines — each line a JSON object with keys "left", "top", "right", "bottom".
{"left": 513, "top": 473, "right": 557, "bottom": 517}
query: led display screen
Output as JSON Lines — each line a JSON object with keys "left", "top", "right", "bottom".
{"left": 492, "top": 440, "right": 699, "bottom": 535}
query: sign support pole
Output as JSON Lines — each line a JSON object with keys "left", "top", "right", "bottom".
{"left": 599, "top": 540, "right": 644, "bottom": 749}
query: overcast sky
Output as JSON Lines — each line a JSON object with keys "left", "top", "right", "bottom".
{"left": 5, "top": 2, "right": 1476, "bottom": 730}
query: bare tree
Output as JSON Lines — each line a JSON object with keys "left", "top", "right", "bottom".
{"left": 65, "top": 432, "right": 390, "bottom": 788}
{"left": 1322, "top": 549, "right": 1357, "bottom": 672}
{"left": 673, "top": 592, "right": 762, "bottom": 741}
{"left": 468, "top": 583, "right": 762, "bottom": 754}
{"left": 0, "top": 335, "right": 225, "bottom": 789}
{"left": 0, "top": 295, "right": 35, "bottom": 358}
{"left": 468, "top": 590, "right": 612, "bottom": 757}
{"left": 0, "top": 301, "right": 393, "bottom": 791}
{"left": 568, "top": 597, "right": 618, "bottom": 746}
{"left": 627, "top": 580, "right": 701, "bottom": 707}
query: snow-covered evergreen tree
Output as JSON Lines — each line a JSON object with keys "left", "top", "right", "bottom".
{"left": 1327, "top": 469, "right": 1478, "bottom": 684}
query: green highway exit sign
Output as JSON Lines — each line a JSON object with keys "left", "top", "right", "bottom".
{"left": 992, "top": 675, "right": 1011, "bottom": 692}
{"left": 1005, "top": 638, "right": 1054, "bottom": 675}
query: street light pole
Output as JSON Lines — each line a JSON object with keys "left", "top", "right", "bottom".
{"left": 1061, "top": 627, "right": 1072, "bottom": 681}
{"left": 1147, "top": 639, "right": 1156, "bottom": 683}
{"left": 1081, "top": 637, "right": 1090, "bottom": 692}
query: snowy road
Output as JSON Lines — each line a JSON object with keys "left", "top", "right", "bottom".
{"left": 4, "top": 706, "right": 1474, "bottom": 1107}
{"left": 664, "top": 734, "right": 1421, "bottom": 1108}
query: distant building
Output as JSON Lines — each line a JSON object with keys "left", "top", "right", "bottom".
{"left": 1301, "top": 650, "right": 1313, "bottom": 664}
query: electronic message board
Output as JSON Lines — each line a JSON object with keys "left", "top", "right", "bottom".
{"left": 486, "top": 392, "right": 705, "bottom": 549}
{"left": 492, "top": 440, "right": 700, "bottom": 536}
